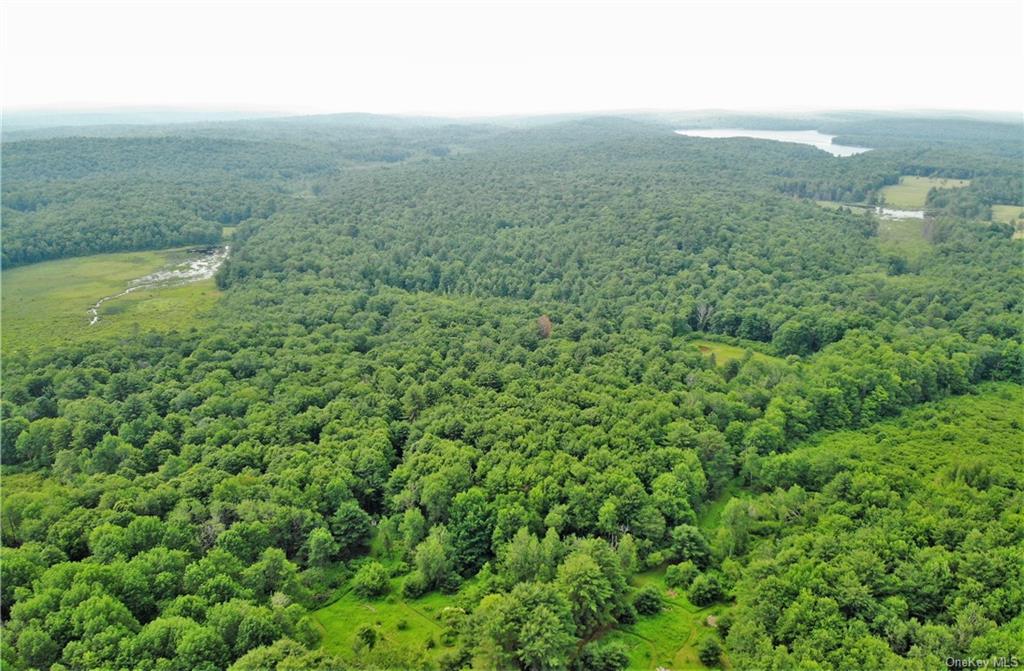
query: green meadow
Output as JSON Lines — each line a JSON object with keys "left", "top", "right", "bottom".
{"left": 599, "top": 568, "right": 732, "bottom": 671}
{"left": 991, "top": 205, "right": 1024, "bottom": 239}
{"left": 1, "top": 248, "right": 220, "bottom": 354}
{"left": 690, "top": 339, "right": 779, "bottom": 366}
{"left": 879, "top": 176, "right": 970, "bottom": 209}
{"left": 311, "top": 577, "right": 454, "bottom": 667}
{"left": 991, "top": 204, "right": 1024, "bottom": 223}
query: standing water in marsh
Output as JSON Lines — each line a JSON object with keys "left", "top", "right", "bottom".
{"left": 875, "top": 207, "right": 925, "bottom": 220}
{"left": 88, "top": 246, "right": 229, "bottom": 325}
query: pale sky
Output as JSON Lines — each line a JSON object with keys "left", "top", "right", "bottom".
{"left": 2, "top": 0, "right": 1022, "bottom": 116}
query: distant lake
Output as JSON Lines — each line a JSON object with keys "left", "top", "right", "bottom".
{"left": 675, "top": 128, "right": 871, "bottom": 157}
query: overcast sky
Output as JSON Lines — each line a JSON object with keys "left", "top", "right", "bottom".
{"left": 2, "top": 0, "right": 1022, "bottom": 116}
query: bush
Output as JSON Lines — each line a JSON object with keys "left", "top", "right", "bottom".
{"left": 351, "top": 561, "right": 390, "bottom": 598}
{"left": 439, "top": 648, "right": 473, "bottom": 671}
{"left": 614, "top": 600, "right": 637, "bottom": 625}
{"left": 697, "top": 636, "right": 722, "bottom": 667}
{"left": 715, "top": 612, "right": 733, "bottom": 638}
{"left": 577, "top": 641, "right": 630, "bottom": 671}
{"left": 688, "top": 572, "right": 724, "bottom": 607}
{"left": 665, "top": 560, "right": 699, "bottom": 589}
{"left": 396, "top": 619, "right": 409, "bottom": 631}
{"left": 633, "top": 585, "right": 663, "bottom": 615}
{"left": 643, "top": 549, "right": 668, "bottom": 569}
{"left": 401, "top": 570, "right": 428, "bottom": 598}
{"left": 355, "top": 624, "right": 377, "bottom": 651}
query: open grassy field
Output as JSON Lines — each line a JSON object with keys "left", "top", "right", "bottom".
{"left": 1, "top": 248, "right": 221, "bottom": 354}
{"left": 690, "top": 339, "right": 779, "bottom": 366}
{"left": 991, "top": 205, "right": 1024, "bottom": 239}
{"left": 991, "top": 204, "right": 1024, "bottom": 223}
{"left": 879, "top": 176, "right": 969, "bottom": 209}
{"left": 599, "top": 567, "right": 731, "bottom": 670}
{"left": 814, "top": 200, "right": 872, "bottom": 213}
{"left": 311, "top": 575, "right": 455, "bottom": 666}
{"left": 876, "top": 217, "right": 934, "bottom": 258}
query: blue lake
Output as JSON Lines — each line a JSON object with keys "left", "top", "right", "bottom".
{"left": 675, "top": 128, "right": 871, "bottom": 157}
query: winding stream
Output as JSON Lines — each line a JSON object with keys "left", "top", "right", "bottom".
{"left": 88, "top": 246, "right": 229, "bottom": 325}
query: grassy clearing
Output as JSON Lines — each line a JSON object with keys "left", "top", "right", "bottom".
{"left": 876, "top": 218, "right": 932, "bottom": 257}
{"left": 690, "top": 339, "right": 779, "bottom": 366}
{"left": 814, "top": 200, "right": 872, "bottom": 214}
{"left": 697, "top": 479, "right": 744, "bottom": 533}
{"left": 991, "top": 205, "right": 1024, "bottom": 239}
{"left": 879, "top": 176, "right": 969, "bottom": 209}
{"left": 600, "top": 568, "right": 730, "bottom": 670}
{"left": 1, "top": 249, "right": 220, "bottom": 355}
{"left": 222, "top": 226, "right": 238, "bottom": 239}
{"left": 312, "top": 579, "right": 455, "bottom": 666}
{"left": 590, "top": 483, "right": 740, "bottom": 670}
{"left": 992, "top": 204, "right": 1024, "bottom": 223}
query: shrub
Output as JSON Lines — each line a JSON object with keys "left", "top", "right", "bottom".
{"left": 715, "top": 612, "right": 733, "bottom": 637}
{"left": 697, "top": 636, "right": 722, "bottom": 667}
{"left": 577, "top": 641, "right": 630, "bottom": 671}
{"left": 614, "top": 600, "right": 637, "bottom": 625}
{"left": 665, "top": 560, "right": 699, "bottom": 589}
{"left": 355, "top": 624, "right": 377, "bottom": 651}
{"left": 401, "top": 570, "right": 428, "bottom": 598}
{"left": 688, "top": 572, "right": 724, "bottom": 607}
{"left": 633, "top": 585, "right": 663, "bottom": 615}
{"left": 351, "top": 561, "right": 390, "bottom": 598}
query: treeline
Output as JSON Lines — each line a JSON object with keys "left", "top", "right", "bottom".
{"left": 0, "top": 136, "right": 321, "bottom": 267}
{"left": 0, "top": 180, "right": 291, "bottom": 267}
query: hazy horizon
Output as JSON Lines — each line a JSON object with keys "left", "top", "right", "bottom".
{"left": 3, "top": 1, "right": 1022, "bottom": 117}
{"left": 4, "top": 105, "right": 1021, "bottom": 133}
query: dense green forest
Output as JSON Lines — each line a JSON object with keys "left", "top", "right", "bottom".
{"left": 1, "top": 113, "right": 1022, "bottom": 670}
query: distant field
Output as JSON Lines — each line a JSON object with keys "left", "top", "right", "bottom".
{"left": 691, "top": 339, "right": 778, "bottom": 366}
{"left": 876, "top": 218, "right": 933, "bottom": 257}
{"left": 879, "top": 175, "right": 969, "bottom": 209}
{"left": 1, "top": 249, "right": 220, "bottom": 354}
{"left": 814, "top": 200, "right": 872, "bottom": 213}
{"left": 991, "top": 204, "right": 1024, "bottom": 239}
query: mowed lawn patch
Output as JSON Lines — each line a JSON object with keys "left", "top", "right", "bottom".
{"left": 880, "top": 176, "right": 969, "bottom": 209}
{"left": 690, "top": 339, "right": 779, "bottom": 366}
{"left": 1, "top": 249, "right": 221, "bottom": 354}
